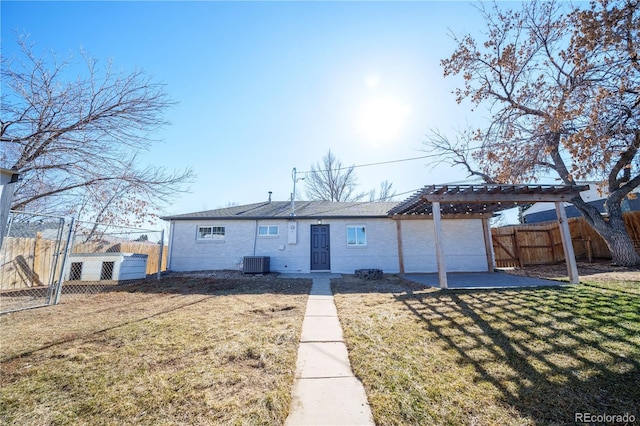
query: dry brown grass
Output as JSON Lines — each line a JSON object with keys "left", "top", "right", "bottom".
{"left": 502, "top": 259, "right": 640, "bottom": 295}
{"left": 332, "top": 272, "right": 640, "bottom": 425}
{"left": 0, "top": 272, "right": 311, "bottom": 425}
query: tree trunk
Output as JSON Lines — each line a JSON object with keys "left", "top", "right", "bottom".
{"left": 602, "top": 199, "right": 640, "bottom": 266}
{"left": 604, "top": 225, "right": 640, "bottom": 266}
{"left": 572, "top": 196, "right": 640, "bottom": 267}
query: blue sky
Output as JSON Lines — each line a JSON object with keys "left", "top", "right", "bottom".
{"left": 2, "top": 1, "right": 500, "bottom": 216}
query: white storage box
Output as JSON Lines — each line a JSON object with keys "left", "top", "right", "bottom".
{"left": 67, "top": 252, "right": 148, "bottom": 281}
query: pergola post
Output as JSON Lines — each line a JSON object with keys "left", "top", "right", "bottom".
{"left": 555, "top": 201, "right": 580, "bottom": 284}
{"left": 387, "top": 184, "right": 590, "bottom": 289}
{"left": 482, "top": 217, "right": 496, "bottom": 273}
{"left": 432, "top": 201, "right": 448, "bottom": 288}
{"left": 395, "top": 219, "right": 405, "bottom": 274}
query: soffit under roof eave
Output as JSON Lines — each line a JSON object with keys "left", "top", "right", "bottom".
{"left": 161, "top": 214, "right": 392, "bottom": 221}
{"left": 390, "top": 213, "right": 495, "bottom": 220}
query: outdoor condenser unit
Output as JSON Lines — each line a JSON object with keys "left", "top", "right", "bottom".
{"left": 243, "top": 256, "right": 270, "bottom": 274}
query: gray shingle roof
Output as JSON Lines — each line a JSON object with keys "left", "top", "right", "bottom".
{"left": 162, "top": 201, "right": 399, "bottom": 220}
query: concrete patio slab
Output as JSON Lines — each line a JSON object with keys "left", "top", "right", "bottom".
{"left": 401, "top": 271, "right": 568, "bottom": 289}
{"left": 286, "top": 377, "right": 374, "bottom": 426}
{"left": 300, "top": 315, "right": 344, "bottom": 342}
{"left": 295, "top": 342, "right": 353, "bottom": 379}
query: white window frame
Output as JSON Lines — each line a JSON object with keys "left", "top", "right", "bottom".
{"left": 196, "top": 225, "right": 225, "bottom": 241}
{"left": 346, "top": 225, "right": 367, "bottom": 247}
{"left": 258, "top": 225, "right": 279, "bottom": 237}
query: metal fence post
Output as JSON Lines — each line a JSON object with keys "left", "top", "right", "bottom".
{"left": 53, "top": 217, "right": 74, "bottom": 305}
{"left": 157, "top": 229, "right": 164, "bottom": 280}
{"left": 46, "top": 217, "right": 66, "bottom": 305}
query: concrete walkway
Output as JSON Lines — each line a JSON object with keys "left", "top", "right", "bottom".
{"left": 285, "top": 275, "right": 375, "bottom": 426}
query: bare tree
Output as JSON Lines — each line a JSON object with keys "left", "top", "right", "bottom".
{"left": 368, "top": 180, "right": 397, "bottom": 201}
{"left": 304, "top": 150, "right": 397, "bottom": 202}
{"left": 430, "top": 0, "right": 640, "bottom": 265}
{"left": 1, "top": 35, "right": 193, "bottom": 225}
{"left": 304, "top": 150, "right": 367, "bottom": 202}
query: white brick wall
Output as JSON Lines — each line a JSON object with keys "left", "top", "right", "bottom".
{"left": 399, "top": 219, "right": 487, "bottom": 272}
{"left": 328, "top": 218, "right": 400, "bottom": 273}
{"left": 167, "top": 217, "right": 489, "bottom": 274}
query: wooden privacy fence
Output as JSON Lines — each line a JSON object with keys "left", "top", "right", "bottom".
{"left": 1, "top": 233, "right": 168, "bottom": 290}
{"left": 491, "top": 210, "right": 640, "bottom": 267}
{"left": 0, "top": 234, "right": 64, "bottom": 290}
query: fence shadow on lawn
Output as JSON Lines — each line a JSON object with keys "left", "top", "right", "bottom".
{"left": 2, "top": 274, "right": 312, "bottom": 364}
{"left": 1, "top": 293, "right": 219, "bottom": 364}
{"left": 0, "top": 273, "right": 311, "bottom": 316}
{"left": 332, "top": 277, "right": 640, "bottom": 424}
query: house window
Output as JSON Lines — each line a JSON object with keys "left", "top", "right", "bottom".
{"left": 347, "top": 225, "right": 366, "bottom": 246}
{"left": 258, "top": 225, "right": 279, "bottom": 236}
{"left": 197, "top": 226, "right": 225, "bottom": 240}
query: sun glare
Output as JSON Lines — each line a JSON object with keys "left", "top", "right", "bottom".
{"left": 355, "top": 94, "right": 411, "bottom": 146}
{"left": 364, "top": 74, "right": 380, "bottom": 89}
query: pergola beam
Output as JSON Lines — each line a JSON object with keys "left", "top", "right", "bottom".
{"left": 422, "top": 193, "right": 582, "bottom": 203}
{"left": 387, "top": 184, "right": 589, "bottom": 289}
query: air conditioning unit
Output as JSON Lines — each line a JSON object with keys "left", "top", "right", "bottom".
{"left": 243, "top": 256, "right": 270, "bottom": 274}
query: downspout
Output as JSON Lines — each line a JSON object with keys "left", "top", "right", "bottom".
{"left": 253, "top": 220, "right": 259, "bottom": 256}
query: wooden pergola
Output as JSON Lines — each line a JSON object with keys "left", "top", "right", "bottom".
{"left": 388, "top": 184, "right": 589, "bottom": 288}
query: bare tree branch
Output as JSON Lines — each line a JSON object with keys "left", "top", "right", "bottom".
{"left": 304, "top": 150, "right": 367, "bottom": 202}
{"left": 436, "top": 0, "right": 640, "bottom": 265}
{"left": 1, "top": 34, "right": 194, "bottom": 224}
{"left": 368, "top": 180, "right": 397, "bottom": 202}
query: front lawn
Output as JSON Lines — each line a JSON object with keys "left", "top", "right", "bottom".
{"left": 332, "top": 275, "right": 640, "bottom": 425}
{"left": 0, "top": 273, "right": 311, "bottom": 425}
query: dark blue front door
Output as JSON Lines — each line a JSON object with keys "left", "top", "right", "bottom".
{"left": 310, "top": 225, "right": 330, "bottom": 270}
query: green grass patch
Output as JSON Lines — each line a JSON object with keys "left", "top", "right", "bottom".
{"left": 332, "top": 277, "right": 640, "bottom": 425}
{"left": 1, "top": 274, "right": 311, "bottom": 425}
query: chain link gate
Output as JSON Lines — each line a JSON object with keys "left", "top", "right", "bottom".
{"left": 0, "top": 211, "right": 73, "bottom": 314}
{"left": 1, "top": 212, "right": 166, "bottom": 314}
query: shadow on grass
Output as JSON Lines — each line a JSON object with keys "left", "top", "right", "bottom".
{"left": 1, "top": 294, "right": 219, "bottom": 363}
{"left": 333, "top": 277, "right": 640, "bottom": 423}
{"left": 2, "top": 275, "right": 312, "bottom": 363}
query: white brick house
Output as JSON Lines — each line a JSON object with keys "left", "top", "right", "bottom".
{"left": 162, "top": 200, "right": 491, "bottom": 274}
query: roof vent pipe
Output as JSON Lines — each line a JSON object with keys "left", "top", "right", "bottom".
{"left": 268, "top": 191, "right": 272, "bottom": 203}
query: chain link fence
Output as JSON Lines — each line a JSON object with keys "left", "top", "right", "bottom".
{"left": 0, "top": 211, "right": 73, "bottom": 313}
{"left": 1, "top": 212, "right": 166, "bottom": 314}
{"left": 64, "top": 220, "right": 165, "bottom": 295}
